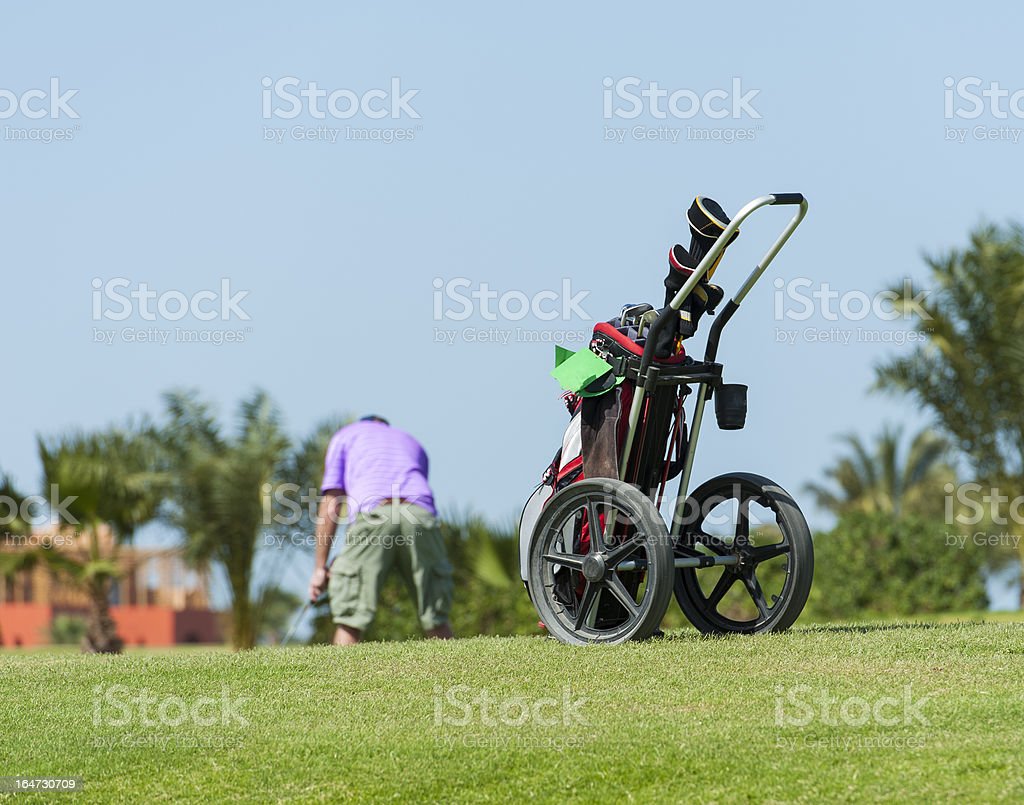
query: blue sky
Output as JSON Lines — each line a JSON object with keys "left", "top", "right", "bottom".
{"left": 3, "top": 3, "right": 1022, "bottom": 606}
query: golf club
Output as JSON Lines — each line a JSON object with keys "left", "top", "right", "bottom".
{"left": 281, "top": 592, "right": 327, "bottom": 647}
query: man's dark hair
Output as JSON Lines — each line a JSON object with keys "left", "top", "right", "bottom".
{"left": 360, "top": 415, "right": 390, "bottom": 425}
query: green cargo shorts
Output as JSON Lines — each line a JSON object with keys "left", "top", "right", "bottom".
{"left": 329, "top": 503, "right": 453, "bottom": 632}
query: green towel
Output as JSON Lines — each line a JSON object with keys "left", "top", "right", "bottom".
{"left": 550, "top": 346, "right": 623, "bottom": 396}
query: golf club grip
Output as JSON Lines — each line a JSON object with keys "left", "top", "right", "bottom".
{"left": 638, "top": 305, "right": 678, "bottom": 382}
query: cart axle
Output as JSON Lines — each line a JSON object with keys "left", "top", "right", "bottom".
{"left": 616, "top": 554, "right": 740, "bottom": 572}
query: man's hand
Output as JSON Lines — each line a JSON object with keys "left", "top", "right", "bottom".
{"left": 310, "top": 490, "right": 344, "bottom": 603}
{"left": 308, "top": 566, "right": 330, "bottom": 603}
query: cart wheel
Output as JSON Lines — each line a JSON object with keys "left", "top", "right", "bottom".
{"left": 528, "top": 478, "right": 674, "bottom": 645}
{"left": 673, "top": 472, "right": 813, "bottom": 634}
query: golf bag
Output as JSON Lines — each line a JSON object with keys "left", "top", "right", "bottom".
{"left": 519, "top": 196, "right": 732, "bottom": 588}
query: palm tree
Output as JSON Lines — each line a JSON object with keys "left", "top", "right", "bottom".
{"left": 875, "top": 222, "right": 1024, "bottom": 602}
{"left": 0, "top": 426, "right": 166, "bottom": 653}
{"left": 0, "top": 471, "right": 30, "bottom": 537}
{"left": 805, "top": 426, "right": 953, "bottom": 520}
{"left": 261, "top": 416, "right": 350, "bottom": 636}
{"left": 161, "top": 389, "right": 292, "bottom": 650}
{"left": 0, "top": 471, "right": 29, "bottom": 647}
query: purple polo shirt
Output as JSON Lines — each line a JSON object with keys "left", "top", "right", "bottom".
{"left": 320, "top": 421, "right": 436, "bottom": 517}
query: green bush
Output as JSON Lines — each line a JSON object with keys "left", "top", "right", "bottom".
{"left": 50, "top": 614, "right": 87, "bottom": 645}
{"left": 805, "top": 510, "right": 988, "bottom": 620}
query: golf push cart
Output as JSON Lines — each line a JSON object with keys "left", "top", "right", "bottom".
{"left": 519, "top": 193, "right": 813, "bottom": 645}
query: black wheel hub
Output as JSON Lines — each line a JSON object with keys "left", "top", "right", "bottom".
{"left": 581, "top": 553, "right": 607, "bottom": 582}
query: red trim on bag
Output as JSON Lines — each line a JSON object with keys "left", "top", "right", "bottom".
{"left": 556, "top": 455, "right": 583, "bottom": 483}
{"left": 593, "top": 321, "right": 687, "bottom": 363}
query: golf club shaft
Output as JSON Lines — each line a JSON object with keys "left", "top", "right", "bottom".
{"left": 280, "top": 601, "right": 310, "bottom": 647}
{"left": 281, "top": 523, "right": 345, "bottom": 646}
{"left": 281, "top": 593, "right": 328, "bottom": 646}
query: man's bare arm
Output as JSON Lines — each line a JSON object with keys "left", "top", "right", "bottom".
{"left": 309, "top": 490, "right": 345, "bottom": 602}
{"left": 315, "top": 490, "right": 344, "bottom": 567}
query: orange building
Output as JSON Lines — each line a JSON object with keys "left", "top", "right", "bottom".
{"left": 0, "top": 528, "right": 222, "bottom": 648}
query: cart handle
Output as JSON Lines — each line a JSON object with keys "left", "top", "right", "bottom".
{"left": 620, "top": 193, "right": 807, "bottom": 481}
{"left": 638, "top": 193, "right": 808, "bottom": 379}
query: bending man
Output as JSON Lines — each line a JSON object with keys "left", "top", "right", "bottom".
{"left": 308, "top": 415, "right": 454, "bottom": 645}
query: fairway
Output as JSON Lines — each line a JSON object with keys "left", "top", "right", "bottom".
{"left": 2, "top": 622, "right": 1023, "bottom": 802}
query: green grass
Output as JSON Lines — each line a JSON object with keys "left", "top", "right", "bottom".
{"left": 811, "top": 608, "right": 1024, "bottom": 624}
{"left": 2, "top": 621, "right": 1024, "bottom": 802}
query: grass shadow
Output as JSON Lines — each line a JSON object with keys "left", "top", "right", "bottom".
{"left": 793, "top": 621, "right": 945, "bottom": 635}
{"left": 653, "top": 619, "right": 992, "bottom": 642}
